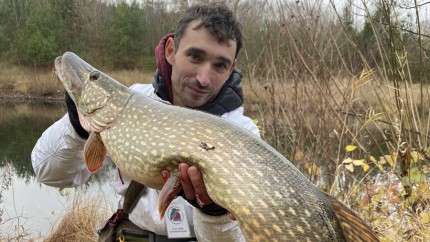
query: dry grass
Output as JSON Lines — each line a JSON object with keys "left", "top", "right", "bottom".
{"left": 2, "top": 0, "right": 429, "bottom": 240}
{"left": 0, "top": 64, "right": 61, "bottom": 97}
{"left": 43, "top": 189, "right": 113, "bottom": 242}
{"left": 3, "top": 60, "right": 430, "bottom": 241}
{"left": 3, "top": 66, "right": 430, "bottom": 241}
{"left": 108, "top": 69, "right": 154, "bottom": 87}
{"left": 0, "top": 64, "right": 153, "bottom": 100}
{"left": 241, "top": 67, "right": 430, "bottom": 241}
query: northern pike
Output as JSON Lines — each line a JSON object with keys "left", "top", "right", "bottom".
{"left": 54, "top": 51, "right": 380, "bottom": 242}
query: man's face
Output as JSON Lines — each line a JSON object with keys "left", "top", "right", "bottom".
{"left": 165, "top": 22, "right": 237, "bottom": 108}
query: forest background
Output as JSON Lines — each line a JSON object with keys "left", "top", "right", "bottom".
{"left": 1, "top": 0, "right": 430, "bottom": 241}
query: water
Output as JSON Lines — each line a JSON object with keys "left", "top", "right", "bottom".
{"left": 0, "top": 100, "right": 117, "bottom": 240}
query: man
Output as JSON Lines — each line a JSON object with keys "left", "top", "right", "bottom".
{"left": 32, "top": 3, "right": 260, "bottom": 242}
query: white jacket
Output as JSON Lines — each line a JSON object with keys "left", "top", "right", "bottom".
{"left": 31, "top": 83, "right": 260, "bottom": 241}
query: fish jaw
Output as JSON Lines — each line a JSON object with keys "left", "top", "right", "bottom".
{"left": 54, "top": 55, "right": 83, "bottom": 103}
{"left": 54, "top": 51, "right": 134, "bottom": 133}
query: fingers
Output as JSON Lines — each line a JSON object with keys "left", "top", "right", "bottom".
{"left": 179, "top": 163, "right": 195, "bottom": 200}
{"left": 178, "top": 164, "right": 213, "bottom": 207}
{"left": 188, "top": 166, "right": 213, "bottom": 206}
{"left": 163, "top": 164, "right": 231, "bottom": 216}
{"left": 161, "top": 170, "right": 170, "bottom": 183}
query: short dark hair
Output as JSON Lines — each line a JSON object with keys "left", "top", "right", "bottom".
{"left": 174, "top": 3, "right": 243, "bottom": 58}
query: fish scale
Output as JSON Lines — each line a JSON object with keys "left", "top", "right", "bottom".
{"left": 55, "top": 51, "right": 380, "bottom": 242}
{"left": 102, "top": 96, "right": 342, "bottom": 241}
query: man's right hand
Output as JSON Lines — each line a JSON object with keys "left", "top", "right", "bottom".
{"left": 178, "top": 163, "right": 213, "bottom": 207}
{"left": 162, "top": 164, "right": 230, "bottom": 217}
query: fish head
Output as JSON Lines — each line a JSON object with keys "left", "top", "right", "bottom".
{"left": 55, "top": 51, "right": 133, "bottom": 132}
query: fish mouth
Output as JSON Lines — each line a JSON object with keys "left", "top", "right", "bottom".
{"left": 54, "top": 54, "right": 81, "bottom": 96}
{"left": 53, "top": 56, "right": 64, "bottom": 83}
{"left": 54, "top": 56, "right": 61, "bottom": 71}
{"left": 54, "top": 52, "right": 95, "bottom": 94}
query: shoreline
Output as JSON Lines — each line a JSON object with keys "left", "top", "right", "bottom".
{"left": 0, "top": 88, "right": 64, "bottom": 103}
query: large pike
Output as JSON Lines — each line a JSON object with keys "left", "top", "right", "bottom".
{"left": 54, "top": 52, "right": 379, "bottom": 242}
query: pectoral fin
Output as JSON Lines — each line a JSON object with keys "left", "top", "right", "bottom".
{"left": 158, "top": 173, "right": 182, "bottom": 220}
{"left": 324, "top": 192, "right": 380, "bottom": 242}
{"left": 84, "top": 132, "right": 106, "bottom": 172}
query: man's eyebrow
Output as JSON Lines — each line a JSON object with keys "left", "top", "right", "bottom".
{"left": 185, "top": 47, "right": 205, "bottom": 56}
{"left": 185, "top": 47, "right": 233, "bottom": 66}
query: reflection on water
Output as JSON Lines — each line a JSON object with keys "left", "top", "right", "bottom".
{"left": 0, "top": 101, "right": 117, "bottom": 240}
{"left": 0, "top": 101, "right": 66, "bottom": 180}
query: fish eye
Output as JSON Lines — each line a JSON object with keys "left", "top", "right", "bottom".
{"left": 90, "top": 71, "right": 100, "bottom": 81}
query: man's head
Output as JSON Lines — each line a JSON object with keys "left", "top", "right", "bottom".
{"left": 165, "top": 3, "right": 243, "bottom": 108}
{"left": 174, "top": 3, "right": 243, "bottom": 58}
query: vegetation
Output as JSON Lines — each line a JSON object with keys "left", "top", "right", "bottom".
{"left": 1, "top": 0, "right": 430, "bottom": 241}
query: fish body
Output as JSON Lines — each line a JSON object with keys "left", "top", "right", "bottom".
{"left": 54, "top": 52, "right": 379, "bottom": 242}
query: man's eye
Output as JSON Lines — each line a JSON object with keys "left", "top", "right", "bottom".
{"left": 214, "top": 62, "right": 228, "bottom": 70}
{"left": 189, "top": 53, "right": 201, "bottom": 62}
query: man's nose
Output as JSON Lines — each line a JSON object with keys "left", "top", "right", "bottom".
{"left": 196, "top": 63, "right": 211, "bottom": 87}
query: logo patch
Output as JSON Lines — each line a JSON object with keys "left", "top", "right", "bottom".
{"left": 168, "top": 206, "right": 183, "bottom": 224}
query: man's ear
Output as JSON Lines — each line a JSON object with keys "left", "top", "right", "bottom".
{"left": 229, "top": 60, "right": 236, "bottom": 74}
{"left": 165, "top": 37, "right": 175, "bottom": 65}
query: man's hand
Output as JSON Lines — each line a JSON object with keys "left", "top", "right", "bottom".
{"left": 161, "top": 163, "right": 231, "bottom": 217}
{"left": 179, "top": 163, "right": 214, "bottom": 206}
{"left": 162, "top": 164, "right": 213, "bottom": 207}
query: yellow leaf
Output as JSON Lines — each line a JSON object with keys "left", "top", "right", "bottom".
{"left": 294, "top": 150, "right": 304, "bottom": 161}
{"left": 361, "top": 163, "right": 370, "bottom": 172}
{"left": 342, "top": 157, "right": 353, "bottom": 164}
{"left": 420, "top": 212, "right": 430, "bottom": 224}
{"left": 352, "top": 159, "right": 365, "bottom": 166}
{"left": 345, "top": 145, "right": 357, "bottom": 152}
{"left": 418, "top": 183, "right": 429, "bottom": 191}
{"left": 410, "top": 151, "right": 423, "bottom": 163}
{"left": 306, "top": 164, "right": 321, "bottom": 176}
{"left": 380, "top": 155, "right": 394, "bottom": 167}
{"left": 369, "top": 156, "right": 383, "bottom": 170}
{"left": 345, "top": 163, "right": 354, "bottom": 172}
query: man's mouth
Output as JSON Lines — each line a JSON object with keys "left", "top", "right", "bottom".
{"left": 187, "top": 85, "right": 210, "bottom": 95}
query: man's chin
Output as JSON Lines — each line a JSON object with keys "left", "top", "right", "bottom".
{"left": 183, "top": 98, "right": 208, "bottom": 109}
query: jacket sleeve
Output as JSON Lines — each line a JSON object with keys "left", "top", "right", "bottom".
{"left": 193, "top": 210, "right": 246, "bottom": 242}
{"left": 191, "top": 106, "right": 260, "bottom": 241}
{"left": 31, "top": 114, "right": 92, "bottom": 188}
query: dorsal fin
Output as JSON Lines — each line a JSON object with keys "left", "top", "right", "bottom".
{"left": 324, "top": 192, "right": 380, "bottom": 242}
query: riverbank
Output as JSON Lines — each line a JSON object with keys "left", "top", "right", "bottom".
{"left": 0, "top": 88, "right": 63, "bottom": 102}
{"left": 0, "top": 65, "right": 152, "bottom": 104}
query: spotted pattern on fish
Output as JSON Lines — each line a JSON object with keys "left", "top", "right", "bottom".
{"left": 54, "top": 52, "right": 380, "bottom": 242}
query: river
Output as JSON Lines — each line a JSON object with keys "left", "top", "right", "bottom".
{"left": 0, "top": 100, "right": 117, "bottom": 240}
